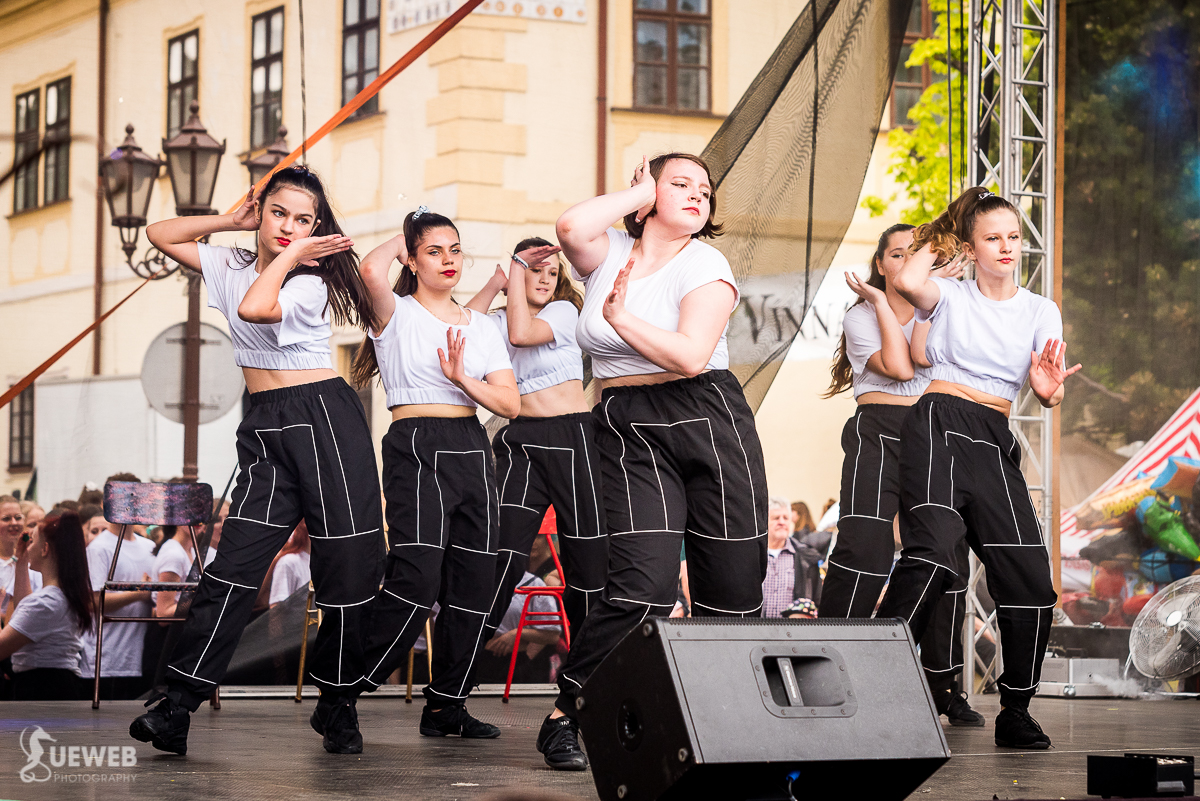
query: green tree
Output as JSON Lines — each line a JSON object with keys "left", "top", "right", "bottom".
{"left": 861, "top": 0, "right": 968, "bottom": 225}
{"left": 867, "top": 0, "right": 1200, "bottom": 447}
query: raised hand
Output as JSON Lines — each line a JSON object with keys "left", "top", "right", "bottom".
{"left": 231, "top": 186, "right": 264, "bottom": 231}
{"left": 284, "top": 234, "right": 354, "bottom": 267}
{"left": 631, "top": 155, "right": 656, "bottom": 224}
{"left": 488, "top": 264, "right": 509, "bottom": 295}
{"left": 845, "top": 270, "right": 886, "bottom": 306}
{"left": 931, "top": 252, "right": 968, "bottom": 280}
{"left": 1028, "top": 339, "right": 1082, "bottom": 401}
{"left": 603, "top": 258, "right": 634, "bottom": 325}
{"left": 513, "top": 244, "right": 562, "bottom": 270}
{"left": 438, "top": 327, "right": 468, "bottom": 387}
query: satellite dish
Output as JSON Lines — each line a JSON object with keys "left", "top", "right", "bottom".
{"left": 141, "top": 322, "right": 244, "bottom": 424}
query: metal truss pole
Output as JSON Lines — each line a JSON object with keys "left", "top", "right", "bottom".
{"left": 963, "top": 0, "right": 1056, "bottom": 696}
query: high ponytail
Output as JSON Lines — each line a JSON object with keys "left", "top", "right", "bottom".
{"left": 910, "top": 186, "right": 1018, "bottom": 263}
{"left": 824, "top": 223, "right": 915, "bottom": 398}
{"left": 351, "top": 209, "right": 460, "bottom": 388}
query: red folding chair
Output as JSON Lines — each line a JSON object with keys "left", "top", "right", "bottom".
{"left": 95, "top": 481, "right": 218, "bottom": 709}
{"left": 502, "top": 528, "right": 571, "bottom": 703}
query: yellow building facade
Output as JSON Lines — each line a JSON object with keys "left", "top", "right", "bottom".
{"left": 1, "top": 0, "right": 912, "bottom": 513}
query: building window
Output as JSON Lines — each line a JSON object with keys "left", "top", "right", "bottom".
{"left": 633, "top": 0, "right": 710, "bottom": 113}
{"left": 251, "top": 8, "right": 284, "bottom": 149}
{"left": 8, "top": 385, "right": 34, "bottom": 470}
{"left": 167, "top": 30, "right": 199, "bottom": 139}
{"left": 43, "top": 77, "right": 70, "bottom": 205}
{"left": 891, "top": 0, "right": 931, "bottom": 128}
{"left": 342, "top": 0, "right": 380, "bottom": 115}
{"left": 14, "top": 89, "right": 39, "bottom": 213}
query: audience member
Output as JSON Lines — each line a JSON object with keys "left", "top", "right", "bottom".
{"left": 791, "top": 501, "right": 815, "bottom": 537}
{"left": 77, "top": 484, "right": 103, "bottom": 508}
{"left": 82, "top": 482, "right": 155, "bottom": 700}
{"left": 78, "top": 505, "right": 107, "bottom": 547}
{"left": 762, "top": 496, "right": 823, "bottom": 618}
{"left": 268, "top": 522, "right": 312, "bottom": 607}
{"left": 0, "top": 512, "right": 93, "bottom": 700}
{"left": 153, "top": 525, "right": 198, "bottom": 622}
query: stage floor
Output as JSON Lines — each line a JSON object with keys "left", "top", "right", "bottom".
{"left": 3, "top": 693, "right": 1198, "bottom": 801}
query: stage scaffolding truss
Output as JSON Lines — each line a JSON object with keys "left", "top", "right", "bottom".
{"left": 963, "top": 0, "right": 1057, "bottom": 695}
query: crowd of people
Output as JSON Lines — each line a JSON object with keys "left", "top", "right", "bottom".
{"left": 2, "top": 154, "right": 1077, "bottom": 765}
{"left": 0, "top": 481, "right": 237, "bottom": 701}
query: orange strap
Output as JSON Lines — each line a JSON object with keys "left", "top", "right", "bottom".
{"left": 0, "top": 274, "right": 156, "bottom": 408}
{"left": 1, "top": 1, "right": 484, "bottom": 411}
{"left": 233, "top": 0, "right": 485, "bottom": 208}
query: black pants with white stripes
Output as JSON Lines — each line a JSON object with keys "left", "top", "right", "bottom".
{"left": 487, "top": 413, "right": 608, "bottom": 642}
{"left": 555, "top": 370, "right": 768, "bottom": 716}
{"left": 167, "top": 379, "right": 384, "bottom": 708}
{"left": 360, "top": 416, "right": 500, "bottom": 705}
{"left": 877, "top": 393, "right": 1057, "bottom": 709}
{"left": 819, "top": 404, "right": 967, "bottom": 677}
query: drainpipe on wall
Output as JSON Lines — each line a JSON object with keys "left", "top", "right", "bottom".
{"left": 92, "top": 0, "right": 108, "bottom": 376}
{"left": 596, "top": 0, "right": 607, "bottom": 197}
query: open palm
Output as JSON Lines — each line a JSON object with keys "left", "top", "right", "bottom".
{"left": 1029, "top": 339, "right": 1081, "bottom": 400}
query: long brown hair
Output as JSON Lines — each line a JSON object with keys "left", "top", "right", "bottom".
{"left": 351, "top": 209, "right": 460, "bottom": 388}
{"left": 512, "top": 236, "right": 583, "bottom": 312}
{"left": 823, "top": 223, "right": 915, "bottom": 398}
{"left": 910, "top": 187, "right": 1018, "bottom": 263}
{"left": 39, "top": 512, "right": 94, "bottom": 634}
{"left": 622, "top": 153, "right": 723, "bottom": 240}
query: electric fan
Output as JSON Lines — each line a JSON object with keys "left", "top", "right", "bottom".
{"left": 1128, "top": 575, "right": 1200, "bottom": 683}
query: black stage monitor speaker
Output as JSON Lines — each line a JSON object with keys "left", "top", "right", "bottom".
{"left": 576, "top": 618, "right": 951, "bottom": 801}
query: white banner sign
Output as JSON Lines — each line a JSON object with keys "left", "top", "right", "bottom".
{"left": 387, "top": 0, "right": 587, "bottom": 33}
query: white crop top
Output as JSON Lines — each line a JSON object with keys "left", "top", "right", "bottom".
{"left": 370, "top": 294, "right": 513, "bottom": 409}
{"left": 842, "top": 302, "right": 929, "bottom": 398}
{"left": 490, "top": 301, "right": 584, "bottom": 395}
{"left": 198, "top": 243, "right": 333, "bottom": 370}
{"left": 574, "top": 228, "right": 739, "bottom": 379}
{"left": 916, "top": 277, "right": 1063, "bottom": 402}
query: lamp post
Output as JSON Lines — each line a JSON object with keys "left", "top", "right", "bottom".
{"left": 101, "top": 102, "right": 225, "bottom": 482}
{"left": 242, "top": 125, "right": 290, "bottom": 187}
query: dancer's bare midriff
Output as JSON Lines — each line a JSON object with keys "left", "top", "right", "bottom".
{"left": 925, "top": 379, "right": 1011, "bottom": 416}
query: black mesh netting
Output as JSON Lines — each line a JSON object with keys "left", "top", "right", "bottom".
{"left": 710, "top": 0, "right": 913, "bottom": 410}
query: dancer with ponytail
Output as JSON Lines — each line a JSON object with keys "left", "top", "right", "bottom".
{"left": 876, "top": 188, "right": 1080, "bottom": 749}
{"left": 819, "top": 223, "right": 982, "bottom": 727}
{"left": 465, "top": 238, "right": 608, "bottom": 645}
{"left": 535, "top": 154, "right": 768, "bottom": 770}
{"left": 129, "top": 166, "right": 384, "bottom": 756}
{"left": 352, "top": 208, "right": 519, "bottom": 738}
{"left": 0, "top": 512, "right": 93, "bottom": 700}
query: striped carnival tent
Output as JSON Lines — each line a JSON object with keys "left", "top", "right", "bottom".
{"left": 1061, "top": 387, "right": 1200, "bottom": 563}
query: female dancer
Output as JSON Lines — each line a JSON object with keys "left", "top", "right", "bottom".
{"left": 818, "top": 223, "right": 982, "bottom": 726}
{"left": 464, "top": 238, "right": 608, "bottom": 643}
{"left": 0, "top": 512, "right": 92, "bottom": 700}
{"left": 351, "top": 207, "right": 518, "bottom": 738}
{"left": 130, "top": 166, "right": 383, "bottom": 756}
{"left": 535, "top": 154, "right": 768, "bottom": 770}
{"left": 876, "top": 188, "right": 1080, "bottom": 749}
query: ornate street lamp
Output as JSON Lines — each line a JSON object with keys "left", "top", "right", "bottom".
{"left": 242, "top": 126, "right": 290, "bottom": 187}
{"left": 100, "top": 103, "right": 226, "bottom": 482}
{"left": 99, "top": 124, "right": 165, "bottom": 274}
{"left": 162, "top": 100, "right": 226, "bottom": 216}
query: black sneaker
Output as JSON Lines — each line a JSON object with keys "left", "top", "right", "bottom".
{"left": 536, "top": 715, "right": 588, "bottom": 771}
{"left": 994, "top": 706, "right": 1051, "bottom": 749}
{"left": 934, "top": 685, "right": 986, "bottom": 727}
{"left": 419, "top": 703, "right": 501, "bottom": 739}
{"left": 129, "top": 693, "right": 190, "bottom": 755}
{"left": 309, "top": 696, "right": 363, "bottom": 754}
